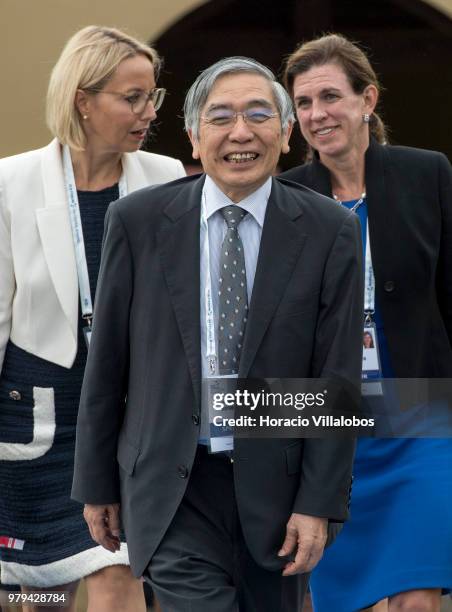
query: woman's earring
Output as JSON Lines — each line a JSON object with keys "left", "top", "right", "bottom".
{"left": 83, "top": 115, "right": 88, "bottom": 120}
{"left": 363, "top": 113, "right": 370, "bottom": 123}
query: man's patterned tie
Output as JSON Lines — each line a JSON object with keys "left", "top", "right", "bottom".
{"left": 218, "top": 205, "right": 248, "bottom": 375}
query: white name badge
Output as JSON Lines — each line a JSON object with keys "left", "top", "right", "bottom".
{"left": 210, "top": 431, "right": 234, "bottom": 453}
{"left": 362, "top": 323, "right": 383, "bottom": 395}
{"left": 204, "top": 375, "right": 237, "bottom": 453}
{"left": 83, "top": 325, "right": 92, "bottom": 349}
{"left": 362, "top": 324, "right": 380, "bottom": 375}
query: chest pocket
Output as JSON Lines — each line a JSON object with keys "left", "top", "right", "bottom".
{"left": 274, "top": 291, "right": 320, "bottom": 319}
{"left": 0, "top": 378, "right": 55, "bottom": 461}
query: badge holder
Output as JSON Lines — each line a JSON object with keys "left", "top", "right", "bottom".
{"left": 82, "top": 316, "right": 92, "bottom": 349}
{"left": 204, "top": 375, "right": 237, "bottom": 453}
{"left": 362, "top": 314, "right": 383, "bottom": 396}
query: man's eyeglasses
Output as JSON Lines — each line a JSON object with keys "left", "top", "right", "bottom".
{"left": 86, "top": 87, "right": 166, "bottom": 114}
{"left": 201, "top": 107, "right": 278, "bottom": 127}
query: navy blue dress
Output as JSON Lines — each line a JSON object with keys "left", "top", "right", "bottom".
{"left": 0, "top": 185, "right": 130, "bottom": 587}
{"left": 309, "top": 199, "right": 452, "bottom": 611}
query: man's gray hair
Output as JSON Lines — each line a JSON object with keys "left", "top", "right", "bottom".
{"left": 184, "top": 56, "right": 295, "bottom": 140}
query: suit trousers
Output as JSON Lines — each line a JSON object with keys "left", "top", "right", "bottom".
{"left": 144, "top": 445, "right": 308, "bottom": 612}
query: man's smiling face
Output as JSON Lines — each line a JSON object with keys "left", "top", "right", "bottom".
{"left": 189, "top": 72, "right": 292, "bottom": 202}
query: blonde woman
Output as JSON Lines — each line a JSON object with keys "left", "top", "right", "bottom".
{"left": 0, "top": 25, "right": 184, "bottom": 612}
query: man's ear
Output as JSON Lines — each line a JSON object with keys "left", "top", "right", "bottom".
{"left": 188, "top": 129, "right": 200, "bottom": 160}
{"left": 281, "top": 120, "right": 294, "bottom": 155}
{"left": 75, "top": 89, "right": 90, "bottom": 118}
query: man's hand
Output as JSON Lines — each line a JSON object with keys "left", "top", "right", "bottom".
{"left": 278, "top": 513, "right": 328, "bottom": 576}
{"left": 83, "top": 503, "right": 121, "bottom": 553}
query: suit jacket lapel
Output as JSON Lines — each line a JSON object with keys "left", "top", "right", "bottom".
{"left": 239, "top": 178, "right": 307, "bottom": 377}
{"left": 308, "top": 139, "right": 392, "bottom": 287}
{"left": 303, "top": 155, "right": 332, "bottom": 198}
{"left": 157, "top": 175, "right": 204, "bottom": 407}
{"left": 303, "top": 139, "right": 396, "bottom": 309}
{"left": 35, "top": 141, "right": 159, "bottom": 347}
{"left": 157, "top": 174, "right": 309, "bottom": 395}
{"left": 121, "top": 152, "right": 148, "bottom": 193}
{"left": 364, "top": 140, "right": 393, "bottom": 285}
{"left": 36, "top": 139, "right": 78, "bottom": 342}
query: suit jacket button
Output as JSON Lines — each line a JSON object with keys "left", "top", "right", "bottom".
{"left": 9, "top": 390, "right": 22, "bottom": 401}
{"left": 178, "top": 465, "right": 188, "bottom": 479}
{"left": 384, "top": 280, "right": 395, "bottom": 292}
{"left": 192, "top": 414, "right": 200, "bottom": 426}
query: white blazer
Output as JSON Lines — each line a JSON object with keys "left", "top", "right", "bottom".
{"left": 0, "top": 138, "right": 185, "bottom": 371}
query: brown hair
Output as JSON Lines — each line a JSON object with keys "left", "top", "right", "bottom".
{"left": 283, "top": 33, "right": 388, "bottom": 151}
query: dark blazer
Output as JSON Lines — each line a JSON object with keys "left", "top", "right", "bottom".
{"left": 72, "top": 174, "right": 363, "bottom": 578}
{"left": 281, "top": 139, "right": 452, "bottom": 378}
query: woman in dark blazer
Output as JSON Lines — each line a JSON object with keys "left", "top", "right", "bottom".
{"left": 281, "top": 34, "right": 452, "bottom": 612}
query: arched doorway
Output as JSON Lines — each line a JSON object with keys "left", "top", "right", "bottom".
{"left": 150, "top": 0, "right": 452, "bottom": 169}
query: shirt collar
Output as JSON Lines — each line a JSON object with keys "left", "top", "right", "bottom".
{"left": 202, "top": 175, "right": 271, "bottom": 228}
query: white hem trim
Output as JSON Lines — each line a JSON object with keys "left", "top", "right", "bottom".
{"left": 1, "top": 543, "right": 130, "bottom": 587}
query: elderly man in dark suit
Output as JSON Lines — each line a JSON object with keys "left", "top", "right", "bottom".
{"left": 72, "top": 56, "right": 363, "bottom": 611}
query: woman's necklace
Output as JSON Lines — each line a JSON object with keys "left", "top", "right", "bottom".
{"left": 333, "top": 191, "right": 366, "bottom": 213}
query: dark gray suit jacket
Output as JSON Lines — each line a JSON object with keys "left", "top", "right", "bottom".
{"left": 281, "top": 140, "right": 452, "bottom": 378}
{"left": 72, "top": 174, "right": 363, "bottom": 578}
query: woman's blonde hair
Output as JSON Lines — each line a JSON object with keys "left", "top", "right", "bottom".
{"left": 46, "top": 25, "right": 160, "bottom": 150}
{"left": 283, "top": 33, "right": 388, "bottom": 158}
